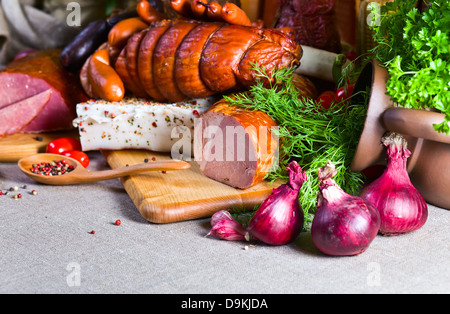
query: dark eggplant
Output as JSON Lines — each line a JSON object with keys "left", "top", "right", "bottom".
{"left": 60, "top": 19, "right": 111, "bottom": 72}
{"left": 61, "top": 10, "right": 138, "bottom": 72}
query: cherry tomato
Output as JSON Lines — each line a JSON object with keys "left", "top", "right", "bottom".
{"left": 335, "top": 84, "right": 354, "bottom": 104}
{"left": 316, "top": 90, "right": 336, "bottom": 110}
{"left": 345, "top": 50, "right": 358, "bottom": 61}
{"left": 46, "top": 137, "right": 82, "bottom": 155}
{"left": 62, "top": 150, "right": 90, "bottom": 168}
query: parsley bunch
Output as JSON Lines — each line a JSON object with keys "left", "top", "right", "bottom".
{"left": 370, "top": 0, "right": 450, "bottom": 134}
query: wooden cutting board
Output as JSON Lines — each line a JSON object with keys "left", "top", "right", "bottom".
{"left": 103, "top": 150, "right": 284, "bottom": 224}
{"left": 0, "top": 133, "right": 283, "bottom": 223}
{"left": 0, "top": 131, "right": 79, "bottom": 162}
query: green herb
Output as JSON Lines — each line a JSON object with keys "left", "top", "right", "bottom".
{"left": 370, "top": 0, "right": 450, "bottom": 134}
{"left": 106, "top": 1, "right": 116, "bottom": 13}
{"left": 225, "top": 66, "right": 367, "bottom": 223}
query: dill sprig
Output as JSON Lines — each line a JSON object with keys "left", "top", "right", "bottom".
{"left": 225, "top": 66, "right": 367, "bottom": 221}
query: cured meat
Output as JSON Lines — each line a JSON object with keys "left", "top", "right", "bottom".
{"left": 0, "top": 90, "right": 51, "bottom": 137}
{"left": 138, "top": 21, "right": 172, "bottom": 101}
{"left": 200, "top": 24, "right": 263, "bottom": 92}
{"left": 152, "top": 20, "right": 200, "bottom": 102}
{"left": 175, "top": 22, "right": 223, "bottom": 99}
{"left": 0, "top": 50, "right": 87, "bottom": 137}
{"left": 195, "top": 99, "right": 279, "bottom": 189}
{"left": 81, "top": 20, "right": 302, "bottom": 103}
{"left": 273, "top": 0, "right": 342, "bottom": 53}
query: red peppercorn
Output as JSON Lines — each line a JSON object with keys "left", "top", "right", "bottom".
{"left": 0, "top": 191, "right": 3, "bottom": 196}
{"left": 17, "top": 194, "right": 22, "bottom": 199}
{"left": 115, "top": 220, "right": 122, "bottom": 226}
{"left": 90, "top": 230, "right": 95, "bottom": 234}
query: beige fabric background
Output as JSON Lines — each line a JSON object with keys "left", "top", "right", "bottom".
{"left": 0, "top": 0, "right": 242, "bottom": 69}
{"left": 0, "top": 151, "right": 449, "bottom": 294}
{"left": 0, "top": 0, "right": 136, "bottom": 70}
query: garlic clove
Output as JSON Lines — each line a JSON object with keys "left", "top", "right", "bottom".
{"left": 210, "top": 210, "right": 234, "bottom": 227}
{"left": 207, "top": 218, "right": 249, "bottom": 241}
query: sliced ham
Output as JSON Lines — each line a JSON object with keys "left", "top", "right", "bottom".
{"left": 195, "top": 99, "right": 279, "bottom": 189}
{"left": 0, "top": 50, "right": 87, "bottom": 137}
{"left": 0, "top": 90, "right": 51, "bottom": 137}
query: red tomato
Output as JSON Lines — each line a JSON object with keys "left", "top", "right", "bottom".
{"left": 345, "top": 50, "right": 358, "bottom": 61}
{"left": 316, "top": 91, "right": 336, "bottom": 110}
{"left": 62, "top": 150, "right": 90, "bottom": 168}
{"left": 335, "top": 84, "right": 354, "bottom": 103}
{"left": 46, "top": 137, "right": 82, "bottom": 155}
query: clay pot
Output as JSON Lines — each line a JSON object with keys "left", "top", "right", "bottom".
{"left": 350, "top": 60, "right": 450, "bottom": 210}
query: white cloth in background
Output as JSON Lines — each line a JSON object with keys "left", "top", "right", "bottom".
{"left": 0, "top": 0, "right": 108, "bottom": 70}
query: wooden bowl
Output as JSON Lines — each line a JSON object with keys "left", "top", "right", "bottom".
{"left": 351, "top": 60, "right": 450, "bottom": 209}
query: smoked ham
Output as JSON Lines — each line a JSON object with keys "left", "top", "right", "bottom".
{"left": 195, "top": 99, "right": 279, "bottom": 189}
{"left": 0, "top": 50, "right": 87, "bottom": 137}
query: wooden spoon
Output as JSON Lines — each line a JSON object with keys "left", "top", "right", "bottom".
{"left": 18, "top": 153, "right": 190, "bottom": 185}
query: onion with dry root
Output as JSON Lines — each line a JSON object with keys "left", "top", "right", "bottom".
{"left": 207, "top": 161, "right": 307, "bottom": 245}
{"left": 360, "top": 132, "right": 428, "bottom": 235}
{"left": 311, "top": 161, "right": 380, "bottom": 256}
{"left": 246, "top": 161, "right": 307, "bottom": 245}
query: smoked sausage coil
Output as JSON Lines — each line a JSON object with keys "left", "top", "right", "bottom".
{"left": 170, "top": 0, "right": 194, "bottom": 18}
{"left": 191, "top": 0, "right": 207, "bottom": 19}
{"left": 221, "top": 3, "right": 252, "bottom": 26}
{"left": 88, "top": 49, "right": 125, "bottom": 102}
{"left": 115, "top": 48, "right": 144, "bottom": 97}
{"left": 205, "top": 1, "right": 223, "bottom": 21}
{"left": 108, "top": 18, "right": 148, "bottom": 51}
{"left": 175, "top": 22, "right": 223, "bottom": 98}
{"left": 124, "top": 30, "right": 149, "bottom": 98}
{"left": 137, "top": 21, "right": 172, "bottom": 102}
{"left": 144, "top": 22, "right": 300, "bottom": 102}
{"left": 137, "top": 0, "right": 166, "bottom": 24}
{"left": 83, "top": 20, "right": 302, "bottom": 103}
{"left": 152, "top": 20, "right": 200, "bottom": 102}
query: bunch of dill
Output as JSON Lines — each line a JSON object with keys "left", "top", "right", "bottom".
{"left": 225, "top": 66, "right": 367, "bottom": 224}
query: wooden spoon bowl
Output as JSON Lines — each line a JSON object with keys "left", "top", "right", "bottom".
{"left": 18, "top": 153, "right": 190, "bottom": 185}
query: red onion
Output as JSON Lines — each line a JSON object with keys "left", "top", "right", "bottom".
{"left": 360, "top": 132, "right": 428, "bottom": 235}
{"left": 311, "top": 161, "right": 380, "bottom": 256}
{"left": 246, "top": 161, "right": 306, "bottom": 245}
